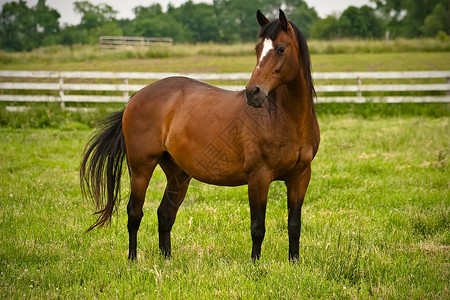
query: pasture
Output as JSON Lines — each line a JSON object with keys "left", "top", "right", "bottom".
{"left": 1, "top": 41, "right": 450, "bottom": 73}
{"left": 1, "top": 114, "right": 448, "bottom": 298}
{"left": 0, "top": 42, "right": 449, "bottom": 298}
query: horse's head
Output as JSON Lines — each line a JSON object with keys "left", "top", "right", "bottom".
{"left": 245, "top": 9, "right": 302, "bottom": 108}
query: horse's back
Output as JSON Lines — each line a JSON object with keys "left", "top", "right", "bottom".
{"left": 125, "top": 76, "right": 242, "bottom": 118}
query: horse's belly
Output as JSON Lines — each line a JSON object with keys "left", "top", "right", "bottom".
{"left": 169, "top": 144, "right": 248, "bottom": 186}
{"left": 165, "top": 118, "right": 248, "bottom": 186}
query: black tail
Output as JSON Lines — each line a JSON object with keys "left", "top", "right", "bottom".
{"left": 80, "top": 110, "right": 127, "bottom": 232}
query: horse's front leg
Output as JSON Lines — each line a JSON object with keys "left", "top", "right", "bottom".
{"left": 285, "top": 165, "right": 311, "bottom": 262}
{"left": 247, "top": 169, "right": 272, "bottom": 260}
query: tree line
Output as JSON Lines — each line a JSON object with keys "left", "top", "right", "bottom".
{"left": 1, "top": 0, "right": 449, "bottom": 52}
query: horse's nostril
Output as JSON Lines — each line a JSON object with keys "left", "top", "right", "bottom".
{"left": 245, "top": 86, "right": 261, "bottom": 101}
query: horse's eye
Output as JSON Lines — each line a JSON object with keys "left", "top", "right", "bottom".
{"left": 277, "top": 47, "right": 286, "bottom": 55}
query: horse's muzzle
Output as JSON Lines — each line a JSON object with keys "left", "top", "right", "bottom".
{"left": 245, "top": 86, "right": 267, "bottom": 108}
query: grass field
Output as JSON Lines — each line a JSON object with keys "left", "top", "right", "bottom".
{"left": 0, "top": 40, "right": 449, "bottom": 298}
{"left": 0, "top": 114, "right": 448, "bottom": 298}
{"left": 1, "top": 40, "right": 450, "bottom": 72}
{"left": 3, "top": 51, "right": 449, "bottom": 73}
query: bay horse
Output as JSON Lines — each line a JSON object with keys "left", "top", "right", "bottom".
{"left": 80, "top": 9, "right": 319, "bottom": 262}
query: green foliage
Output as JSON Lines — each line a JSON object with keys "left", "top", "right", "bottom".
{"left": 310, "top": 16, "right": 340, "bottom": 40}
{"left": 372, "top": 0, "right": 450, "bottom": 38}
{"left": 282, "top": 0, "right": 319, "bottom": 38}
{"left": 0, "top": 0, "right": 60, "bottom": 51}
{"left": 214, "top": 0, "right": 267, "bottom": 42}
{"left": 437, "top": 30, "right": 449, "bottom": 41}
{"left": 311, "top": 0, "right": 450, "bottom": 39}
{"left": 310, "top": 5, "right": 385, "bottom": 39}
{"left": 315, "top": 103, "right": 450, "bottom": 118}
{"left": 73, "top": 0, "right": 118, "bottom": 30}
{"left": 34, "top": 0, "right": 60, "bottom": 36}
{"left": 339, "top": 6, "right": 385, "bottom": 38}
{"left": 86, "top": 22, "right": 122, "bottom": 45}
{"left": 170, "top": 2, "right": 219, "bottom": 42}
{"left": 2, "top": 0, "right": 450, "bottom": 51}
{"left": 58, "top": 25, "right": 88, "bottom": 46}
{"left": 0, "top": 103, "right": 120, "bottom": 129}
{"left": 421, "top": 1, "right": 450, "bottom": 36}
{"left": 130, "top": 4, "right": 193, "bottom": 43}
{"left": 0, "top": 0, "right": 320, "bottom": 50}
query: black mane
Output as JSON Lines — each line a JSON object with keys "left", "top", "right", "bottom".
{"left": 258, "top": 20, "right": 316, "bottom": 103}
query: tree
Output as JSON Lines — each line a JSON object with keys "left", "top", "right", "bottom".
{"left": 0, "top": 0, "right": 32, "bottom": 51}
{"left": 74, "top": 1, "right": 118, "bottom": 30}
{"left": 0, "top": 0, "right": 60, "bottom": 51}
{"left": 281, "top": 0, "right": 319, "bottom": 37}
{"left": 73, "top": 1, "right": 122, "bottom": 45}
{"left": 421, "top": 0, "right": 450, "bottom": 36}
{"left": 339, "top": 5, "right": 385, "bottom": 38}
{"left": 130, "top": 4, "right": 192, "bottom": 43}
{"left": 371, "top": 0, "right": 449, "bottom": 37}
{"left": 214, "top": 0, "right": 262, "bottom": 42}
{"left": 310, "top": 15, "right": 340, "bottom": 39}
{"left": 59, "top": 25, "right": 88, "bottom": 46}
{"left": 171, "top": 1, "right": 219, "bottom": 42}
{"left": 88, "top": 22, "right": 122, "bottom": 44}
{"left": 34, "top": 0, "right": 61, "bottom": 46}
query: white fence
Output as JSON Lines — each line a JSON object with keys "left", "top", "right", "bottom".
{"left": 99, "top": 36, "right": 174, "bottom": 48}
{"left": 0, "top": 70, "right": 449, "bottom": 107}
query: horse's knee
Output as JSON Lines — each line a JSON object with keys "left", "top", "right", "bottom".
{"left": 251, "top": 225, "right": 265, "bottom": 243}
{"left": 288, "top": 219, "right": 300, "bottom": 237}
{"left": 288, "top": 203, "right": 302, "bottom": 235}
{"left": 127, "top": 201, "right": 143, "bottom": 231}
{"left": 157, "top": 206, "right": 175, "bottom": 232}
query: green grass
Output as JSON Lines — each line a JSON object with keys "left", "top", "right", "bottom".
{"left": 308, "top": 38, "right": 450, "bottom": 54}
{"left": 0, "top": 103, "right": 123, "bottom": 129}
{"left": 1, "top": 115, "right": 448, "bottom": 298}
{"left": 3, "top": 52, "right": 449, "bottom": 73}
{"left": 1, "top": 41, "right": 450, "bottom": 73}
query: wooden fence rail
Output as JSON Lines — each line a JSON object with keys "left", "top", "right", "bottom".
{"left": 99, "top": 36, "right": 174, "bottom": 48}
{"left": 1, "top": 70, "right": 449, "bottom": 107}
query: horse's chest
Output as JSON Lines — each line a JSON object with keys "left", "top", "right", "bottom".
{"left": 257, "top": 134, "right": 299, "bottom": 170}
{"left": 258, "top": 125, "right": 317, "bottom": 176}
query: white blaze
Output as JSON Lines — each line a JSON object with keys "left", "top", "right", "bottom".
{"left": 258, "top": 38, "right": 273, "bottom": 67}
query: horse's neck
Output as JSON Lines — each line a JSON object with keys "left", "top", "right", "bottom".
{"left": 277, "top": 76, "right": 314, "bottom": 122}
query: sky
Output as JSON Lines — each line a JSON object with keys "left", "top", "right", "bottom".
{"left": 1, "top": 0, "right": 373, "bottom": 26}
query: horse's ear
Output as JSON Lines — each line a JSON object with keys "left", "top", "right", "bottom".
{"left": 279, "top": 9, "right": 288, "bottom": 31}
{"left": 257, "top": 10, "right": 270, "bottom": 27}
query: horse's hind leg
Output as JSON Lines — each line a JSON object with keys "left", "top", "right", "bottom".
{"left": 127, "top": 159, "right": 158, "bottom": 261}
{"left": 158, "top": 154, "right": 192, "bottom": 257}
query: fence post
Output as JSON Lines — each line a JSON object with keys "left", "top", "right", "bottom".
{"left": 356, "top": 74, "right": 362, "bottom": 98}
{"left": 59, "top": 72, "right": 65, "bottom": 109}
{"left": 123, "top": 78, "right": 129, "bottom": 99}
